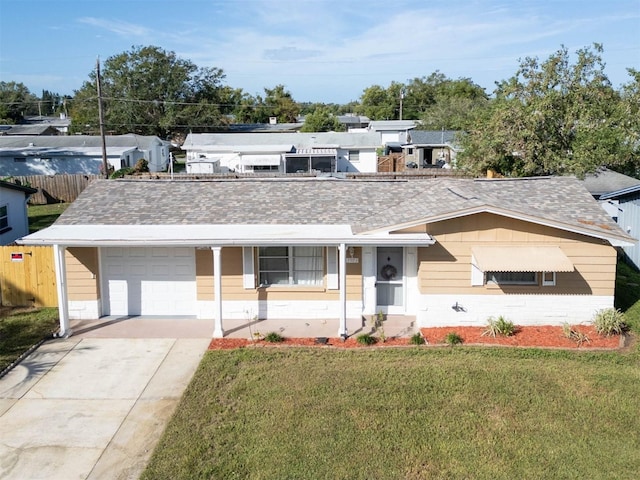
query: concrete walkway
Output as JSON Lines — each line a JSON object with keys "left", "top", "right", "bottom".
{"left": 0, "top": 336, "right": 210, "bottom": 480}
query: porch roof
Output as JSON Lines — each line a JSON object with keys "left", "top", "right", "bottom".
{"left": 21, "top": 224, "right": 435, "bottom": 247}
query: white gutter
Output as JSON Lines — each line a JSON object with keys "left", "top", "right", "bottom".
{"left": 17, "top": 224, "right": 435, "bottom": 247}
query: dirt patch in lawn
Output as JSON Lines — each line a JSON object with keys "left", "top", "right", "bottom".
{"left": 209, "top": 325, "right": 625, "bottom": 350}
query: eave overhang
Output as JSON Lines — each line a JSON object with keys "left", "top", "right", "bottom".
{"left": 18, "top": 224, "right": 435, "bottom": 248}
{"left": 360, "top": 206, "right": 636, "bottom": 248}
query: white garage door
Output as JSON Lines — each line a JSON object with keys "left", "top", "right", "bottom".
{"left": 102, "top": 247, "right": 197, "bottom": 316}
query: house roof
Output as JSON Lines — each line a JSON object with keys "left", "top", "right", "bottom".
{"left": 367, "top": 120, "right": 418, "bottom": 131}
{"left": 0, "top": 134, "right": 168, "bottom": 150}
{"left": 582, "top": 167, "right": 640, "bottom": 198}
{"left": 0, "top": 125, "right": 61, "bottom": 136}
{"left": 406, "top": 130, "right": 461, "bottom": 147}
{"left": 0, "top": 145, "right": 138, "bottom": 158}
{"left": 0, "top": 180, "right": 38, "bottom": 195}
{"left": 182, "top": 132, "right": 382, "bottom": 150}
{"left": 20, "top": 176, "right": 635, "bottom": 248}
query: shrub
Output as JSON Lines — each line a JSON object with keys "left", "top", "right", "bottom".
{"left": 133, "top": 158, "right": 149, "bottom": 173}
{"left": 110, "top": 167, "right": 134, "bottom": 179}
{"left": 592, "top": 308, "right": 627, "bottom": 336}
{"left": 264, "top": 332, "right": 284, "bottom": 343}
{"left": 444, "top": 332, "right": 463, "bottom": 346}
{"left": 409, "top": 333, "right": 425, "bottom": 345}
{"left": 356, "top": 333, "right": 377, "bottom": 345}
{"left": 562, "top": 322, "right": 590, "bottom": 346}
{"left": 482, "top": 315, "right": 516, "bottom": 337}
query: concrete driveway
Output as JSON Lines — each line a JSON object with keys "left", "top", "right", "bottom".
{"left": 0, "top": 336, "right": 210, "bottom": 480}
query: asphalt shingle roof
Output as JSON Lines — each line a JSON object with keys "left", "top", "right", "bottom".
{"left": 55, "top": 176, "right": 631, "bottom": 242}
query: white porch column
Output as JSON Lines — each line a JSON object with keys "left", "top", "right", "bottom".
{"left": 361, "top": 246, "right": 376, "bottom": 315}
{"left": 53, "top": 244, "right": 70, "bottom": 337}
{"left": 405, "top": 247, "right": 419, "bottom": 314}
{"left": 212, "top": 246, "right": 224, "bottom": 338}
{"left": 338, "top": 243, "right": 348, "bottom": 338}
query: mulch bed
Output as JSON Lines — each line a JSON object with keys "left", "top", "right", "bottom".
{"left": 208, "top": 325, "right": 624, "bottom": 350}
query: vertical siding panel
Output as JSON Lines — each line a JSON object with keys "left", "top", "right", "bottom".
{"left": 0, "top": 246, "right": 57, "bottom": 307}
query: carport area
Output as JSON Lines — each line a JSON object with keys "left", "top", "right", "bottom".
{"left": 0, "top": 335, "right": 209, "bottom": 480}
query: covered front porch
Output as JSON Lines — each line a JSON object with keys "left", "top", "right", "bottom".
{"left": 68, "top": 314, "right": 417, "bottom": 340}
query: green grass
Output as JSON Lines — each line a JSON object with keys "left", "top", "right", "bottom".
{"left": 0, "top": 307, "right": 59, "bottom": 372}
{"left": 27, "top": 203, "right": 69, "bottom": 233}
{"left": 615, "top": 260, "right": 640, "bottom": 334}
{"left": 142, "top": 347, "right": 640, "bottom": 480}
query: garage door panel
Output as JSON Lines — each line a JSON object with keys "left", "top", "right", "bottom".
{"left": 103, "top": 247, "right": 196, "bottom": 316}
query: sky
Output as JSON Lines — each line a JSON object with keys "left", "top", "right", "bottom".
{"left": 1, "top": 0, "right": 639, "bottom": 105}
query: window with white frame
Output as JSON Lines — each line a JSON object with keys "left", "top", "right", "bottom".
{"left": 486, "top": 271, "right": 537, "bottom": 285}
{"left": 542, "top": 271, "right": 556, "bottom": 286}
{"left": 0, "top": 205, "right": 8, "bottom": 232}
{"left": 258, "top": 246, "right": 324, "bottom": 286}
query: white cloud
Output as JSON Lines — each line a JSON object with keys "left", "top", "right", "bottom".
{"left": 78, "top": 17, "right": 151, "bottom": 37}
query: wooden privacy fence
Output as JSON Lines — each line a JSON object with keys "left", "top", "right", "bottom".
{"left": 0, "top": 246, "right": 57, "bottom": 307}
{"left": 9, "top": 174, "right": 101, "bottom": 205}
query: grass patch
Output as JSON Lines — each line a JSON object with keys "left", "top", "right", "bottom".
{"left": 141, "top": 347, "right": 640, "bottom": 479}
{"left": 28, "top": 203, "right": 68, "bottom": 232}
{"left": 0, "top": 307, "right": 59, "bottom": 372}
{"left": 616, "top": 260, "right": 640, "bottom": 334}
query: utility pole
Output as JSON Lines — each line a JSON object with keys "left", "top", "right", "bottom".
{"left": 96, "top": 57, "right": 109, "bottom": 179}
{"left": 399, "top": 88, "right": 405, "bottom": 121}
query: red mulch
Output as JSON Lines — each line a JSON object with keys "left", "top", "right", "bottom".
{"left": 208, "top": 325, "right": 624, "bottom": 350}
{"left": 422, "top": 325, "right": 621, "bottom": 349}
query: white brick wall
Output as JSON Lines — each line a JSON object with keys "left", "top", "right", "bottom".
{"left": 416, "top": 294, "right": 615, "bottom": 327}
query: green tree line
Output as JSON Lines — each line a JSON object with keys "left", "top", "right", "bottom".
{"left": 1, "top": 43, "right": 638, "bottom": 178}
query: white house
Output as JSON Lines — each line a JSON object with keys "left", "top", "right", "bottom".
{"left": 0, "top": 134, "right": 171, "bottom": 176}
{"left": 0, "top": 180, "right": 37, "bottom": 245}
{"left": 182, "top": 132, "right": 382, "bottom": 174}
{"left": 366, "top": 120, "right": 418, "bottom": 151}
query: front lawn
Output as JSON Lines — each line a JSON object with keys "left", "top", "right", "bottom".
{"left": 0, "top": 307, "right": 59, "bottom": 372}
{"left": 142, "top": 347, "right": 640, "bottom": 480}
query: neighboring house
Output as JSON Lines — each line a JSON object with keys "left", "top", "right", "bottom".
{"left": 0, "top": 134, "right": 171, "bottom": 175}
{"left": 403, "top": 130, "right": 461, "bottom": 169}
{"left": 0, "top": 125, "right": 61, "bottom": 136}
{"left": 0, "top": 180, "right": 37, "bottom": 245}
{"left": 22, "top": 114, "right": 71, "bottom": 135}
{"left": 584, "top": 167, "right": 640, "bottom": 269}
{"left": 20, "top": 176, "right": 634, "bottom": 338}
{"left": 182, "top": 132, "right": 382, "bottom": 174}
{"left": 338, "top": 114, "right": 370, "bottom": 130}
{"left": 365, "top": 120, "right": 418, "bottom": 151}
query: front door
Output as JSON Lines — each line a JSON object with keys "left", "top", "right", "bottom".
{"left": 376, "top": 247, "right": 404, "bottom": 313}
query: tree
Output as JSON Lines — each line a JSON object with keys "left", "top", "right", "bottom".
{"left": 616, "top": 69, "right": 640, "bottom": 178}
{"left": 357, "top": 83, "right": 403, "bottom": 120}
{"left": 300, "top": 107, "right": 344, "bottom": 132}
{"left": 69, "top": 45, "right": 228, "bottom": 137}
{"left": 263, "top": 85, "right": 299, "bottom": 123}
{"left": 0, "top": 81, "right": 38, "bottom": 124}
{"left": 415, "top": 75, "right": 488, "bottom": 130}
{"left": 457, "top": 44, "right": 628, "bottom": 178}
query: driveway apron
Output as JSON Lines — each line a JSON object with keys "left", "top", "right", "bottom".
{"left": 0, "top": 336, "right": 209, "bottom": 480}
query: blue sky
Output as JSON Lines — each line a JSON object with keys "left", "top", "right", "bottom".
{"left": 1, "top": 0, "right": 639, "bottom": 104}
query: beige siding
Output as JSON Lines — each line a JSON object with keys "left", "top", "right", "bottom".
{"left": 417, "top": 213, "right": 616, "bottom": 296}
{"left": 66, "top": 247, "right": 100, "bottom": 301}
{"left": 196, "top": 246, "right": 362, "bottom": 301}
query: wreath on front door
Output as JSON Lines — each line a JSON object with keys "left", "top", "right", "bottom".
{"left": 380, "top": 264, "right": 398, "bottom": 280}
